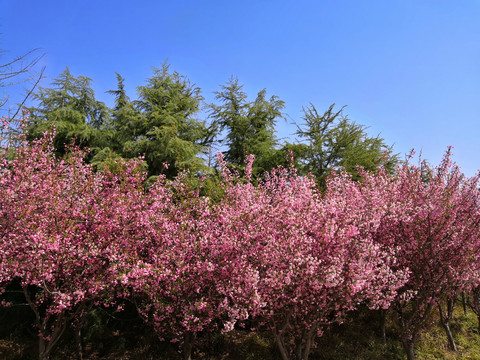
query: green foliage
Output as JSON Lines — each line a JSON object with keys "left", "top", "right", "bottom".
{"left": 296, "top": 103, "right": 398, "bottom": 186}
{"left": 121, "top": 64, "right": 215, "bottom": 178}
{"left": 266, "top": 142, "right": 310, "bottom": 173}
{"left": 26, "top": 67, "right": 111, "bottom": 157}
{"left": 24, "top": 66, "right": 397, "bottom": 189}
{"left": 105, "top": 72, "right": 141, "bottom": 155}
{"left": 209, "top": 77, "right": 284, "bottom": 177}
{"left": 26, "top": 65, "right": 217, "bottom": 179}
{"left": 132, "top": 64, "right": 208, "bottom": 177}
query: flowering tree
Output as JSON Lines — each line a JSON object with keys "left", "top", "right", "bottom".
{"left": 123, "top": 169, "right": 261, "bottom": 360}
{"left": 358, "top": 151, "right": 480, "bottom": 360}
{"left": 2, "top": 115, "right": 480, "bottom": 360}
{"left": 0, "top": 125, "right": 148, "bottom": 360}
{"left": 213, "top": 156, "right": 405, "bottom": 360}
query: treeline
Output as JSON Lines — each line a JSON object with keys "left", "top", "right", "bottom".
{"left": 1, "top": 120, "right": 480, "bottom": 360}
{"left": 24, "top": 65, "right": 396, "bottom": 185}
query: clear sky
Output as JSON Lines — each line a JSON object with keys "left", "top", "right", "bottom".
{"left": 1, "top": 0, "right": 479, "bottom": 174}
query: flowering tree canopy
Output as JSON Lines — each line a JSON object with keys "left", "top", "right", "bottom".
{"left": 1, "top": 119, "right": 479, "bottom": 360}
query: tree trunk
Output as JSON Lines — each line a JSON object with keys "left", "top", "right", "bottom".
{"left": 75, "top": 326, "right": 84, "bottom": 360}
{"left": 462, "top": 292, "right": 467, "bottom": 315}
{"left": 38, "top": 321, "right": 66, "bottom": 360}
{"left": 301, "top": 328, "right": 315, "bottom": 360}
{"left": 379, "top": 309, "right": 387, "bottom": 345}
{"left": 401, "top": 338, "right": 416, "bottom": 360}
{"left": 438, "top": 300, "right": 457, "bottom": 352}
{"left": 470, "top": 286, "right": 480, "bottom": 332}
{"left": 273, "top": 309, "right": 294, "bottom": 360}
{"left": 441, "top": 321, "right": 457, "bottom": 352}
{"left": 289, "top": 326, "right": 316, "bottom": 360}
{"left": 294, "top": 340, "right": 302, "bottom": 360}
{"left": 182, "top": 331, "right": 196, "bottom": 360}
{"left": 38, "top": 336, "right": 48, "bottom": 360}
{"left": 274, "top": 331, "right": 290, "bottom": 360}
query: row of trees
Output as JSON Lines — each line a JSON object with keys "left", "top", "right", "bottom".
{"left": 1, "top": 124, "right": 480, "bottom": 360}
{"left": 23, "top": 65, "right": 396, "bottom": 184}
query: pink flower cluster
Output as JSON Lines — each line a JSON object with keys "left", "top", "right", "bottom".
{"left": 1, "top": 126, "right": 480, "bottom": 360}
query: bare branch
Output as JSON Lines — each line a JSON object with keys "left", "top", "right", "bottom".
{"left": 0, "top": 47, "right": 46, "bottom": 118}
{"left": 9, "top": 65, "right": 45, "bottom": 121}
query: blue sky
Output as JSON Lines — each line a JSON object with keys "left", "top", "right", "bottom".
{"left": 1, "top": 0, "right": 479, "bottom": 174}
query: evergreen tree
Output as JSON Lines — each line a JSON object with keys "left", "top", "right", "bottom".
{"left": 128, "top": 64, "right": 214, "bottom": 178}
{"left": 297, "top": 104, "right": 397, "bottom": 186}
{"left": 96, "top": 72, "right": 140, "bottom": 166}
{"left": 26, "top": 67, "right": 110, "bottom": 156}
{"left": 209, "top": 77, "right": 284, "bottom": 176}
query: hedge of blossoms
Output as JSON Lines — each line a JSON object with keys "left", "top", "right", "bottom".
{"left": 346, "top": 151, "right": 480, "bottom": 360}
{"left": 1, "top": 124, "right": 480, "bottom": 360}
